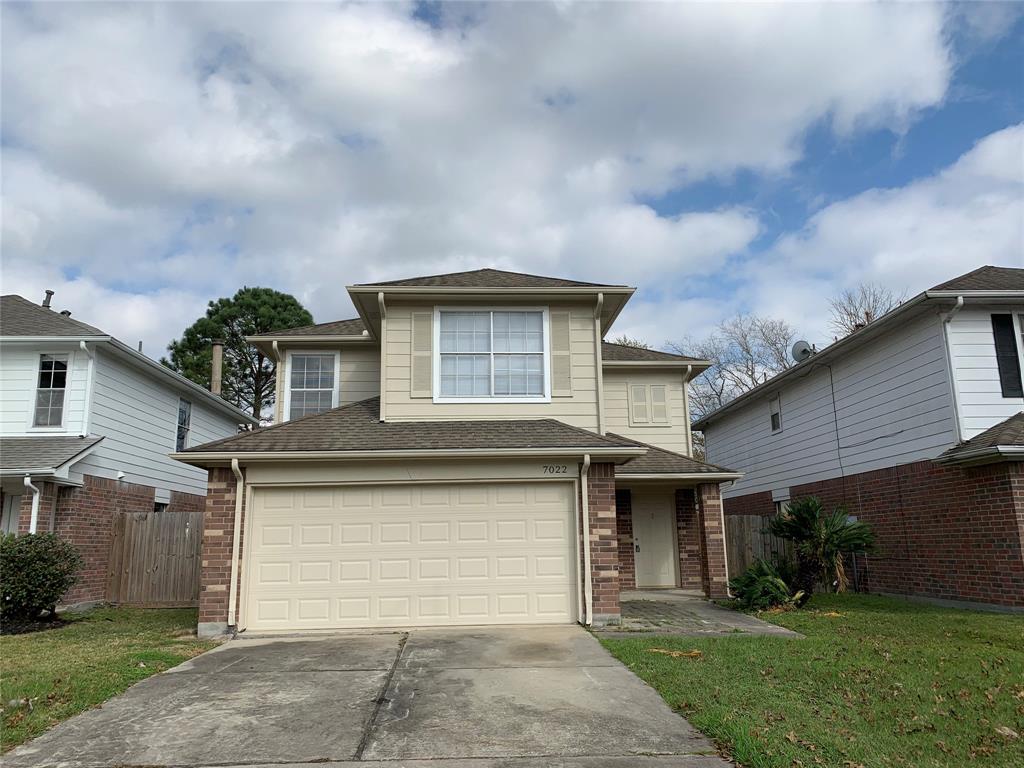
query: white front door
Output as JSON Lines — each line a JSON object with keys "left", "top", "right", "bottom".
{"left": 243, "top": 481, "right": 577, "bottom": 631}
{"left": 632, "top": 490, "right": 677, "bottom": 588}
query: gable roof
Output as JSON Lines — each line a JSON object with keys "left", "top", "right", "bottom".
{"left": 0, "top": 435, "right": 104, "bottom": 474}
{"left": 354, "top": 268, "right": 627, "bottom": 289}
{"left": 929, "top": 266, "right": 1024, "bottom": 293}
{"left": 250, "top": 317, "right": 367, "bottom": 339}
{"left": 601, "top": 341, "right": 703, "bottom": 363}
{"left": 935, "top": 412, "right": 1024, "bottom": 465}
{"left": 0, "top": 295, "right": 107, "bottom": 337}
{"left": 694, "top": 264, "right": 1024, "bottom": 431}
{"left": 177, "top": 397, "right": 643, "bottom": 459}
{"left": 613, "top": 435, "right": 738, "bottom": 477}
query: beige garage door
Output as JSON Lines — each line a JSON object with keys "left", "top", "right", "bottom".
{"left": 243, "top": 482, "right": 577, "bottom": 631}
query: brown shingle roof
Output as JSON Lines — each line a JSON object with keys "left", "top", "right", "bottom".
{"left": 613, "top": 435, "right": 737, "bottom": 475}
{"left": 184, "top": 397, "right": 640, "bottom": 454}
{"left": 0, "top": 436, "right": 104, "bottom": 472}
{"left": 251, "top": 318, "right": 367, "bottom": 338}
{"left": 930, "top": 266, "right": 1024, "bottom": 292}
{"left": 0, "top": 295, "right": 106, "bottom": 337}
{"left": 601, "top": 342, "right": 702, "bottom": 362}
{"left": 354, "top": 268, "right": 626, "bottom": 289}
{"left": 937, "top": 412, "right": 1024, "bottom": 463}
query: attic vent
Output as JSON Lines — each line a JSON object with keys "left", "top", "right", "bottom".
{"left": 60, "top": 310, "right": 72, "bottom": 317}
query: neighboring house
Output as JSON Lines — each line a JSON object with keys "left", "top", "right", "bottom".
{"left": 0, "top": 294, "right": 257, "bottom": 605}
{"left": 174, "top": 268, "right": 740, "bottom": 637}
{"left": 694, "top": 265, "right": 1024, "bottom": 609}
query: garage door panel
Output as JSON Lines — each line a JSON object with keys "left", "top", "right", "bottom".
{"left": 244, "top": 482, "right": 576, "bottom": 631}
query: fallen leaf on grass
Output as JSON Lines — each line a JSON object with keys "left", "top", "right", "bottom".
{"left": 647, "top": 647, "right": 702, "bottom": 659}
{"left": 995, "top": 726, "right": 1019, "bottom": 740}
{"left": 821, "top": 611, "right": 843, "bottom": 617}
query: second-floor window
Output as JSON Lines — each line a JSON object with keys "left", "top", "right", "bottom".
{"left": 289, "top": 353, "right": 337, "bottom": 419}
{"left": 991, "top": 314, "right": 1023, "bottom": 398}
{"left": 176, "top": 398, "right": 191, "bottom": 451}
{"left": 33, "top": 354, "right": 68, "bottom": 427}
{"left": 436, "top": 310, "right": 548, "bottom": 400}
{"left": 769, "top": 395, "right": 782, "bottom": 433}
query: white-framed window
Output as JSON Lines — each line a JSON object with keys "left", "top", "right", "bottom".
{"left": 769, "top": 394, "right": 782, "bottom": 433}
{"left": 176, "top": 398, "right": 191, "bottom": 451}
{"left": 286, "top": 351, "right": 339, "bottom": 420}
{"left": 433, "top": 308, "right": 551, "bottom": 402}
{"left": 33, "top": 354, "right": 69, "bottom": 427}
{"left": 628, "top": 383, "right": 670, "bottom": 426}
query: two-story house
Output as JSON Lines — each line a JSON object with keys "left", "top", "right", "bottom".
{"left": 0, "top": 294, "right": 256, "bottom": 605}
{"left": 694, "top": 265, "right": 1024, "bottom": 610}
{"left": 174, "top": 269, "right": 740, "bottom": 637}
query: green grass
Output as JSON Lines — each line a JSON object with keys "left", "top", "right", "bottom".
{"left": 1, "top": 607, "right": 215, "bottom": 752}
{"left": 601, "top": 594, "right": 1024, "bottom": 768}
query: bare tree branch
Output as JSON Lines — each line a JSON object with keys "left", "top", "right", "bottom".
{"left": 828, "top": 282, "right": 907, "bottom": 338}
{"left": 609, "top": 334, "right": 650, "bottom": 349}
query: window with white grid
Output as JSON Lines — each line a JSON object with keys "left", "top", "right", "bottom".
{"left": 33, "top": 354, "right": 68, "bottom": 427}
{"left": 288, "top": 353, "right": 337, "bottom": 419}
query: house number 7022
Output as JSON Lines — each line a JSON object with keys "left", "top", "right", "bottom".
{"left": 542, "top": 465, "right": 568, "bottom": 474}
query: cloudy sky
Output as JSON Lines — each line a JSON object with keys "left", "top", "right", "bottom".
{"left": 2, "top": 1, "right": 1022, "bottom": 357}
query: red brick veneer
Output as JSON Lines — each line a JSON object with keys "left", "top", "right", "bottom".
{"left": 724, "top": 459, "right": 1024, "bottom": 607}
{"left": 615, "top": 489, "right": 635, "bottom": 591}
{"left": 198, "top": 467, "right": 247, "bottom": 629}
{"left": 675, "top": 489, "right": 703, "bottom": 590}
{"left": 697, "top": 483, "right": 730, "bottom": 598}
{"left": 586, "top": 463, "right": 619, "bottom": 623}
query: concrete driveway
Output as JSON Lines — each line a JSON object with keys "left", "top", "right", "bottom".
{"left": 6, "top": 626, "right": 729, "bottom": 768}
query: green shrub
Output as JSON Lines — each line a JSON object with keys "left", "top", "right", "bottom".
{"left": 729, "top": 558, "right": 804, "bottom": 611}
{"left": 0, "top": 533, "right": 82, "bottom": 620}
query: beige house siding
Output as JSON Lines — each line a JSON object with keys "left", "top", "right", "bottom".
{"left": 383, "top": 302, "right": 600, "bottom": 432}
{"left": 273, "top": 343, "right": 381, "bottom": 424}
{"left": 603, "top": 369, "right": 690, "bottom": 454}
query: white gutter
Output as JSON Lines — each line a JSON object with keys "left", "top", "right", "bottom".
{"left": 580, "top": 453, "right": 593, "bottom": 626}
{"left": 933, "top": 444, "right": 1024, "bottom": 465}
{"left": 171, "top": 446, "right": 647, "bottom": 464}
{"left": 940, "top": 296, "right": 965, "bottom": 444}
{"left": 24, "top": 475, "right": 40, "bottom": 533}
{"left": 594, "top": 294, "right": 605, "bottom": 435}
{"left": 615, "top": 472, "right": 744, "bottom": 481}
{"left": 682, "top": 364, "right": 693, "bottom": 457}
{"left": 378, "top": 292, "right": 387, "bottom": 423}
{"left": 227, "top": 458, "right": 244, "bottom": 629}
{"left": 79, "top": 341, "right": 96, "bottom": 437}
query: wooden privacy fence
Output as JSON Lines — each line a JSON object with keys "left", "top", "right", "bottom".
{"left": 106, "top": 510, "right": 203, "bottom": 607}
{"left": 725, "top": 514, "right": 793, "bottom": 579}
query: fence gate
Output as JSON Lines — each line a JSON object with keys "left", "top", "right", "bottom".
{"left": 106, "top": 510, "right": 203, "bottom": 607}
{"left": 724, "top": 514, "right": 793, "bottom": 579}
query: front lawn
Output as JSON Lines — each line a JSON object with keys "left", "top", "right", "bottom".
{"left": 602, "top": 594, "right": 1024, "bottom": 768}
{"left": 1, "top": 607, "right": 215, "bottom": 752}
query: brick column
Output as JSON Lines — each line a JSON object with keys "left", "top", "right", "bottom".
{"left": 17, "top": 481, "right": 58, "bottom": 533}
{"left": 198, "top": 467, "right": 245, "bottom": 637}
{"left": 697, "top": 482, "right": 729, "bottom": 599}
{"left": 675, "top": 489, "right": 702, "bottom": 590}
{"left": 586, "top": 463, "right": 619, "bottom": 625}
{"left": 615, "top": 489, "right": 635, "bottom": 591}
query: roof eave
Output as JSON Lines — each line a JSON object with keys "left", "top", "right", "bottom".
{"left": 615, "top": 471, "right": 743, "bottom": 482}
{"left": 603, "top": 360, "right": 713, "bottom": 372}
{"left": 171, "top": 445, "right": 647, "bottom": 466}
{"left": 933, "top": 445, "right": 1024, "bottom": 466}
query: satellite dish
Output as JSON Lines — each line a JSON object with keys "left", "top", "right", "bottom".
{"left": 791, "top": 340, "right": 813, "bottom": 363}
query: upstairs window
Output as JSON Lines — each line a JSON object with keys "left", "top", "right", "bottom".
{"left": 436, "top": 310, "right": 548, "bottom": 400}
{"left": 176, "top": 398, "right": 191, "bottom": 451}
{"left": 33, "top": 354, "right": 68, "bottom": 427}
{"left": 288, "top": 353, "right": 337, "bottom": 419}
{"left": 769, "top": 395, "right": 782, "bottom": 433}
{"left": 991, "top": 314, "right": 1023, "bottom": 398}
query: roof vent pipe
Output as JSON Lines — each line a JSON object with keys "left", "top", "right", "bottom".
{"left": 42, "top": 290, "right": 54, "bottom": 309}
{"left": 60, "top": 310, "right": 72, "bottom": 317}
{"left": 211, "top": 339, "right": 224, "bottom": 396}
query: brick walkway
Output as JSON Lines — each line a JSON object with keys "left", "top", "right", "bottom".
{"left": 596, "top": 590, "right": 801, "bottom": 638}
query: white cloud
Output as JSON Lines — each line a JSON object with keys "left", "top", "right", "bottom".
{"left": 0, "top": 1, "right": 966, "bottom": 356}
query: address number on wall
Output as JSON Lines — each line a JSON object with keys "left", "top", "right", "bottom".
{"left": 542, "top": 465, "right": 568, "bottom": 474}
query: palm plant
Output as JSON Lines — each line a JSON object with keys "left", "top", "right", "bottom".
{"left": 769, "top": 497, "right": 875, "bottom": 596}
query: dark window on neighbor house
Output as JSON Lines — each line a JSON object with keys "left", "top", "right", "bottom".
{"left": 769, "top": 395, "right": 782, "bottom": 433}
{"left": 154, "top": 502, "right": 169, "bottom": 514}
{"left": 33, "top": 354, "right": 68, "bottom": 426}
{"left": 176, "top": 398, "right": 192, "bottom": 451}
{"left": 991, "top": 314, "right": 1023, "bottom": 398}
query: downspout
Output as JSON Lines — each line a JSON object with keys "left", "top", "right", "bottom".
{"left": 271, "top": 341, "right": 282, "bottom": 424}
{"left": 79, "top": 342, "right": 95, "bottom": 437}
{"left": 682, "top": 364, "right": 693, "bottom": 457}
{"left": 940, "top": 296, "right": 965, "bottom": 444}
{"left": 227, "top": 458, "right": 244, "bottom": 630}
{"left": 24, "top": 475, "right": 39, "bottom": 534}
{"left": 378, "top": 292, "right": 387, "bottom": 423}
{"left": 593, "top": 294, "right": 605, "bottom": 434}
{"left": 580, "top": 454, "right": 593, "bottom": 626}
